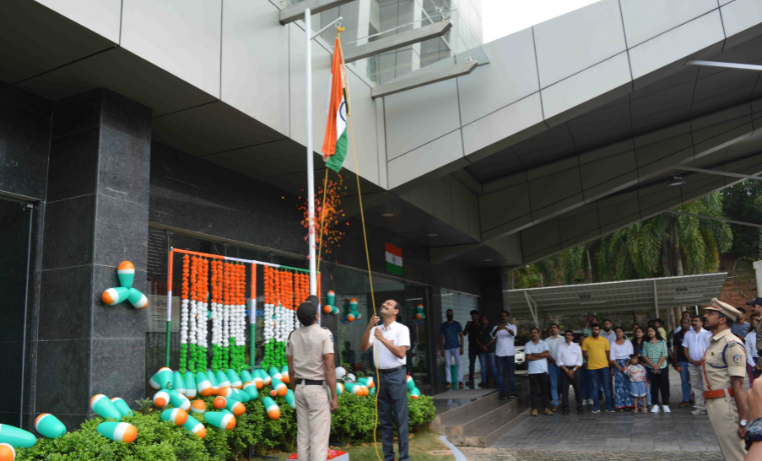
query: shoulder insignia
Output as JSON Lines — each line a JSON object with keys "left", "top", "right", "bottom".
{"left": 330, "top": 335, "right": 334, "bottom": 343}
{"left": 732, "top": 354, "right": 743, "bottom": 365}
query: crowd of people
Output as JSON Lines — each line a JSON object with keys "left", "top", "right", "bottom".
{"left": 441, "top": 298, "right": 762, "bottom": 460}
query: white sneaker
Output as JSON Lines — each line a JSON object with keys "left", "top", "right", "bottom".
{"left": 651, "top": 405, "right": 660, "bottom": 413}
{"left": 662, "top": 405, "right": 671, "bottom": 413}
{"left": 691, "top": 408, "right": 707, "bottom": 415}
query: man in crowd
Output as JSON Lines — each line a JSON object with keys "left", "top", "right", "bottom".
{"left": 545, "top": 323, "right": 565, "bottom": 411}
{"left": 684, "top": 314, "right": 713, "bottom": 415}
{"left": 491, "top": 310, "right": 518, "bottom": 400}
{"left": 732, "top": 307, "right": 751, "bottom": 339}
{"left": 476, "top": 315, "right": 497, "bottom": 388}
{"left": 440, "top": 309, "right": 464, "bottom": 390}
{"left": 465, "top": 310, "right": 481, "bottom": 389}
{"left": 675, "top": 311, "right": 692, "bottom": 334}
{"left": 673, "top": 317, "right": 693, "bottom": 407}
{"left": 582, "top": 324, "right": 614, "bottom": 413}
{"left": 526, "top": 327, "right": 553, "bottom": 416}
{"left": 702, "top": 299, "right": 748, "bottom": 461}
{"left": 361, "top": 300, "right": 411, "bottom": 461}
{"left": 747, "top": 314, "right": 759, "bottom": 388}
{"left": 557, "top": 329, "right": 583, "bottom": 415}
{"left": 600, "top": 319, "right": 616, "bottom": 344}
{"left": 748, "top": 298, "right": 762, "bottom": 364}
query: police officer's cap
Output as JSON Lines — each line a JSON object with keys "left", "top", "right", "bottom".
{"left": 298, "top": 295, "right": 319, "bottom": 312}
{"left": 746, "top": 297, "right": 762, "bottom": 307}
{"left": 703, "top": 298, "right": 742, "bottom": 321}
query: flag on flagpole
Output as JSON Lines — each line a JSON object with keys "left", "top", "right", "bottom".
{"left": 322, "top": 36, "right": 349, "bottom": 173}
{"left": 385, "top": 243, "right": 403, "bottom": 275}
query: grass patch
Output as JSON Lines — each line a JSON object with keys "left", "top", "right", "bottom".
{"left": 266, "top": 430, "right": 456, "bottom": 461}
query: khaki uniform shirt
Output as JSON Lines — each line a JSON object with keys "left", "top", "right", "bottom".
{"left": 286, "top": 324, "right": 334, "bottom": 380}
{"left": 703, "top": 328, "right": 746, "bottom": 392}
{"left": 756, "top": 320, "right": 762, "bottom": 353}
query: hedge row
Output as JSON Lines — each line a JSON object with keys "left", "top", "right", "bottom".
{"left": 17, "top": 393, "right": 436, "bottom": 461}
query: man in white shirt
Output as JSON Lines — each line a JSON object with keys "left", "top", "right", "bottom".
{"left": 361, "top": 300, "right": 411, "bottom": 461}
{"left": 747, "top": 314, "right": 760, "bottom": 388}
{"left": 545, "top": 323, "right": 565, "bottom": 410}
{"left": 526, "top": 327, "right": 553, "bottom": 416}
{"left": 683, "top": 314, "right": 713, "bottom": 415}
{"left": 491, "top": 310, "right": 518, "bottom": 400}
{"left": 557, "top": 329, "right": 584, "bottom": 415}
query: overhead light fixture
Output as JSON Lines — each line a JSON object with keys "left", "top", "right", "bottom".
{"left": 428, "top": 233, "right": 438, "bottom": 237}
{"left": 669, "top": 175, "right": 686, "bottom": 187}
{"left": 382, "top": 213, "right": 394, "bottom": 217}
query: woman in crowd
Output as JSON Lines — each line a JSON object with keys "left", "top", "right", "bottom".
{"left": 642, "top": 326, "right": 670, "bottom": 413}
{"left": 610, "top": 326, "right": 634, "bottom": 411}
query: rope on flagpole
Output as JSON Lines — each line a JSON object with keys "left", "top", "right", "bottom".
{"left": 317, "top": 167, "right": 330, "bottom": 275}
{"left": 337, "top": 29, "right": 384, "bottom": 461}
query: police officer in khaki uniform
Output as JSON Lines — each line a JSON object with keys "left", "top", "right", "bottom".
{"left": 286, "top": 295, "right": 339, "bottom": 461}
{"left": 702, "top": 299, "right": 749, "bottom": 461}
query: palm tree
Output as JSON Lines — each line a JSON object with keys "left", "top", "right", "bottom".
{"left": 512, "top": 192, "right": 733, "bottom": 286}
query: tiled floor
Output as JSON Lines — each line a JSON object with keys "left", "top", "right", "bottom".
{"left": 488, "top": 369, "right": 722, "bottom": 453}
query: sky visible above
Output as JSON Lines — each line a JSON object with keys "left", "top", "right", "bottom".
{"left": 481, "top": 0, "right": 601, "bottom": 43}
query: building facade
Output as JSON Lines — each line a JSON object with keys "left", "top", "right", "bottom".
{"left": 2, "top": 0, "right": 762, "bottom": 432}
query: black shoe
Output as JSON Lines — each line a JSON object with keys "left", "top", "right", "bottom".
{"left": 510, "top": 394, "right": 519, "bottom": 400}
{"left": 500, "top": 394, "right": 509, "bottom": 401}
{"left": 562, "top": 410, "right": 569, "bottom": 415}
{"left": 577, "top": 410, "right": 583, "bottom": 415}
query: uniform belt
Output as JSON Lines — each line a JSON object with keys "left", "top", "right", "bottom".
{"left": 703, "top": 388, "right": 734, "bottom": 399}
{"left": 296, "top": 379, "right": 324, "bottom": 386}
{"left": 378, "top": 365, "right": 406, "bottom": 374}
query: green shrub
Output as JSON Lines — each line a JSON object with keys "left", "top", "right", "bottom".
{"left": 17, "top": 390, "right": 436, "bottom": 460}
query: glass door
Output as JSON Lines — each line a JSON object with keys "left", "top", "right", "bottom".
{"left": 0, "top": 199, "right": 32, "bottom": 426}
{"left": 404, "top": 283, "right": 431, "bottom": 393}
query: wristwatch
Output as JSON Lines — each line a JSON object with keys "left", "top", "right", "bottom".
{"left": 745, "top": 418, "right": 762, "bottom": 451}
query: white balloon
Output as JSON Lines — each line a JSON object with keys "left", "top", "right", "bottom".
{"left": 335, "top": 367, "right": 346, "bottom": 380}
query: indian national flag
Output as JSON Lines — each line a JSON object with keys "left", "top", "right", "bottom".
{"left": 322, "top": 37, "right": 348, "bottom": 173}
{"left": 385, "top": 243, "right": 403, "bottom": 275}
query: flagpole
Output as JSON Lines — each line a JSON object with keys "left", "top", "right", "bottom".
{"left": 305, "top": 8, "right": 317, "bottom": 298}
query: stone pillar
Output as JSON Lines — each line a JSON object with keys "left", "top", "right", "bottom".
{"left": 480, "top": 266, "right": 509, "bottom": 318}
{"left": 35, "top": 89, "right": 151, "bottom": 428}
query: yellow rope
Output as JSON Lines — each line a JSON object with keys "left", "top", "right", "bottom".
{"left": 316, "top": 168, "right": 329, "bottom": 274}
{"left": 337, "top": 34, "right": 383, "bottom": 461}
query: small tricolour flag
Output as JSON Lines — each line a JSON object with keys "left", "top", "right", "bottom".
{"left": 385, "top": 243, "right": 403, "bottom": 275}
{"left": 322, "top": 36, "right": 348, "bottom": 173}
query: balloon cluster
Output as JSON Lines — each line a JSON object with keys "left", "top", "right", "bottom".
{"left": 101, "top": 261, "right": 148, "bottom": 309}
{"left": 341, "top": 298, "right": 362, "bottom": 323}
{"left": 322, "top": 290, "right": 340, "bottom": 314}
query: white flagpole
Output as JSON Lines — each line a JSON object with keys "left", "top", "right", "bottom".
{"left": 305, "top": 8, "right": 317, "bottom": 298}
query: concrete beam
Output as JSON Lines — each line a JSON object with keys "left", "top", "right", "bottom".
{"left": 279, "top": 0, "right": 354, "bottom": 25}
{"left": 430, "top": 243, "right": 485, "bottom": 265}
{"left": 371, "top": 60, "right": 478, "bottom": 99}
{"left": 344, "top": 20, "right": 453, "bottom": 64}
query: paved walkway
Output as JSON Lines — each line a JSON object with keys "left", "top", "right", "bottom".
{"left": 460, "top": 447, "right": 723, "bottom": 460}
{"left": 480, "top": 369, "right": 725, "bottom": 456}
